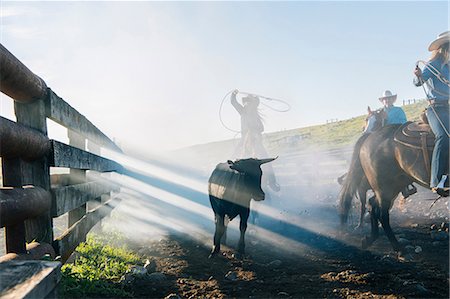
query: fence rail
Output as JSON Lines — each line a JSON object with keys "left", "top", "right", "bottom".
{"left": 0, "top": 43, "right": 124, "bottom": 298}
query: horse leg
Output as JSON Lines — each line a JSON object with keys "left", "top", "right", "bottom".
{"left": 379, "top": 205, "right": 402, "bottom": 252}
{"left": 237, "top": 209, "right": 250, "bottom": 257}
{"left": 362, "top": 196, "right": 379, "bottom": 249}
{"left": 356, "top": 188, "right": 367, "bottom": 230}
{"left": 209, "top": 214, "right": 225, "bottom": 258}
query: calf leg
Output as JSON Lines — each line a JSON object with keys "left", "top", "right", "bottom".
{"left": 237, "top": 209, "right": 250, "bottom": 255}
{"left": 222, "top": 216, "right": 229, "bottom": 246}
{"left": 250, "top": 208, "right": 259, "bottom": 225}
{"left": 209, "top": 214, "right": 225, "bottom": 258}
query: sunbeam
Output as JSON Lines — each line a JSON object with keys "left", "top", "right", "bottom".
{"left": 85, "top": 150, "right": 365, "bottom": 259}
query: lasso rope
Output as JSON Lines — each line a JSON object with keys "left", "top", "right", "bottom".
{"left": 218, "top": 90, "right": 291, "bottom": 133}
{"left": 219, "top": 90, "right": 240, "bottom": 133}
{"left": 416, "top": 60, "right": 450, "bottom": 86}
{"left": 238, "top": 91, "right": 291, "bottom": 112}
{"left": 416, "top": 60, "right": 450, "bottom": 137}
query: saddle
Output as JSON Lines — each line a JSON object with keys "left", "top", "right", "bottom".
{"left": 394, "top": 122, "right": 435, "bottom": 148}
{"left": 394, "top": 121, "right": 435, "bottom": 174}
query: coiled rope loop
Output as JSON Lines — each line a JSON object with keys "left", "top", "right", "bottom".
{"left": 416, "top": 60, "right": 450, "bottom": 137}
{"left": 219, "top": 90, "right": 291, "bottom": 133}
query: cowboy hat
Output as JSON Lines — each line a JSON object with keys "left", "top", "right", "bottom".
{"left": 428, "top": 31, "right": 450, "bottom": 51}
{"left": 242, "top": 94, "right": 260, "bottom": 105}
{"left": 378, "top": 90, "right": 397, "bottom": 102}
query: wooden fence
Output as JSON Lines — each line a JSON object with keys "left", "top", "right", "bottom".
{"left": 0, "top": 44, "right": 123, "bottom": 298}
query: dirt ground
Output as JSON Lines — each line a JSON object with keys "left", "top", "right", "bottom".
{"left": 121, "top": 191, "right": 449, "bottom": 299}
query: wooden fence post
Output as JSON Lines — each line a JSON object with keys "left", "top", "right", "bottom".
{"left": 13, "top": 99, "right": 53, "bottom": 244}
{"left": 2, "top": 158, "right": 26, "bottom": 253}
{"left": 87, "top": 141, "right": 107, "bottom": 230}
{"left": 68, "top": 130, "right": 87, "bottom": 228}
{"left": 87, "top": 141, "right": 103, "bottom": 209}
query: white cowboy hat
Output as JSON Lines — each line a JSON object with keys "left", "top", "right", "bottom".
{"left": 242, "top": 94, "right": 260, "bottom": 105}
{"left": 428, "top": 31, "right": 450, "bottom": 51}
{"left": 378, "top": 90, "right": 397, "bottom": 102}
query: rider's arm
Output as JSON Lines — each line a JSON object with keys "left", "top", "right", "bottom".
{"left": 231, "top": 91, "right": 243, "bottom": 114}
{"left": 414, "top": 59, "right": 435, "bottom": 86}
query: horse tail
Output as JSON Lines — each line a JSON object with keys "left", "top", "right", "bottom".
{"left": 339, "top": 133, "right": 370, "bottom": 226}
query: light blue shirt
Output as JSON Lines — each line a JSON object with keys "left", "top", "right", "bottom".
{"left": 384, "top": 106, "right": 407, "bottom": 125}
{"left": 414, "top": 57, "right": 449, "bottom": 102}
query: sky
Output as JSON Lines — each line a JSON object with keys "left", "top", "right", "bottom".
{"left": 0, "top": 1, "right": 449, "bottom": 152}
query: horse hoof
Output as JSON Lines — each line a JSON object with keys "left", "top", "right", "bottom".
{"left": 208, "top": 251, "right": 219, "bottom": 259}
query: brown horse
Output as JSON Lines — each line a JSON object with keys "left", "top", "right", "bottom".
{"left": 339, "top": 110, "right": 433, "bottom": 253}
{"left": 338, "top": 107, "right": 383, "bottom": 229}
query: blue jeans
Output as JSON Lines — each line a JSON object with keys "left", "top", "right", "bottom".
{"left": 426, "top": 103, "right": 449, "bottom": 188}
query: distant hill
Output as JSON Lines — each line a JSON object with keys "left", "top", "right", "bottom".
{"left": 177, "top": 101, "right": 428, "bottom": 165}
{"left": 265, "top": 100, "right": 428, "bottom": 152}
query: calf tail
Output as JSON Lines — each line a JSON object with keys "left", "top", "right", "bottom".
{"left": 339, "top": 134, "right": 369, "bottom": 226}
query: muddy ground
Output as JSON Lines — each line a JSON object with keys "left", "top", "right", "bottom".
{"left": 118, "top": 190, "right": 449, "bottom": 299}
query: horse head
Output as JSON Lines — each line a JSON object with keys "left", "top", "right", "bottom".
{"left": 364, "top": 106, "right": 387, "bottom": 133}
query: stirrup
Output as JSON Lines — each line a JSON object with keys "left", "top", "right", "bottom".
{"left": 432, "top": 187, "right": 449, "bottom": 197}
{"left": 401, "top": 184, "right": 417, "bottom": 199}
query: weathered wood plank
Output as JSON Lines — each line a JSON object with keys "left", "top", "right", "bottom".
{"left": 0, "top": 117, "right": 51, "bottom": 161}
{"left": 51, "top": 181, "right": 120, "bottom": 217}
{"left": 0, "top": 260, "right": 61, "bottom": 299}
{"left": 0, "top": 186, "right": 51, "bottom": 227}
{"left": 0, "top": 242, "right": 55, "bottom": 263}
{"left": 47, "top": 89, "right": 122, "bottom": 152}
{"left": 54, "top": 196, "right": 122, "bottom": 263}
{"left": 50, "top": 140, "right": 123, "bottom": 172}
{"left": 0, "top": 43, "right": 48, "bottom": 103}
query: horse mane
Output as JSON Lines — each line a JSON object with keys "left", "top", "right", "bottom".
{"left": 338, "top": 133, "right": 371, "bottom": 224}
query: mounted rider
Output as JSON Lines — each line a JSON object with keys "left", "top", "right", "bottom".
{"left": 380, "top": 90, "right": 418, "bottom": 198}
{"left": 363, "top": 90, "right": 407, "bottom": 134}
{"left": 379, "top": 90, "right": 407, "bottom": 125}
{"left": 360, "top": 91, "right": 416, "bottom": 199}
{"left": 414, "top": 31, "right": 450, "bottom": 197}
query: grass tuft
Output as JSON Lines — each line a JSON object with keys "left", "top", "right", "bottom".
{"left": 59, "top": 232, "right": 141, "bottom": 298}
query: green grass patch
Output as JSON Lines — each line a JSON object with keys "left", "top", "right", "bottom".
{"left": 59, "top": 232, "right": 141, "bottom": 298}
